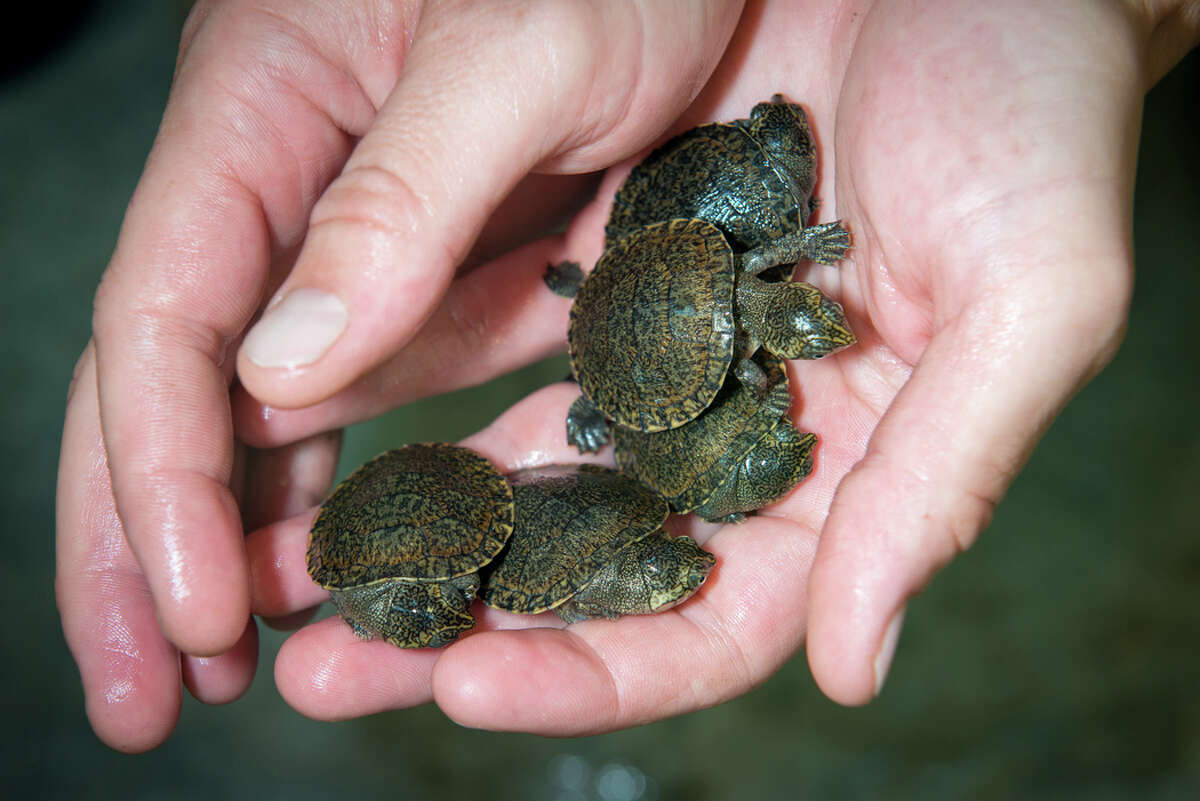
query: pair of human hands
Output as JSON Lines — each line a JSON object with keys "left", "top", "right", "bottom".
{"left": 56, "top": 0, "right": 1196, "bottom": 752}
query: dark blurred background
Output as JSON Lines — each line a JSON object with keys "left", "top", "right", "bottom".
{"left": 3, "top": 2, "right": 1197, "bottom": 798}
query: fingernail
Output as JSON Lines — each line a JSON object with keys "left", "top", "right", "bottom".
{"left": 872, "top": 606, "right": 906, "bottom": 697}
{"left": 243, "top": 289, "right": 347, "bottom": 368}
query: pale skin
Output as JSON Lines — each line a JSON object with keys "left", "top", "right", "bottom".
{"left": 55, "top": 0, "right": 1198, "bottom": 752}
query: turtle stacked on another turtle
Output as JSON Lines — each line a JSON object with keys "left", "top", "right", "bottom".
{"left": 549, "top": 95, "right": 855, "bottom": 520}
{"left": 554, "top": 217, "right": 853, "bottom": 454}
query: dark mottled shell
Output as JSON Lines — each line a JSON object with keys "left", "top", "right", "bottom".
{"left": 613, "top": 354, "right": 814, "bottom": 518}
{"left": 606, "top": 96, "right": 817, "bottom": 253}
{"left": 568, "top": 218, "right": 736, "bottom": 432}
{"left": 480, "top": 464, "right": 668, "bottom": 614}
{"left": 307, "top": 443, "right": 514, "bottom": 589}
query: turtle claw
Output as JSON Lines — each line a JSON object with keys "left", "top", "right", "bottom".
{"left": 740, "top": 220, "right": 852, "bottom": 275}
{"left": 566, "top": 394, "right": 611, "bottom": 453}
{"left": 568, "top": 424, "right": 610, "bottom": 454}
{"left": 800, "top": 220, "right": 852, "bottom": 264}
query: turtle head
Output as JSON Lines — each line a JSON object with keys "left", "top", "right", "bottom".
{"left": 557, "top": 533, "right": 716, "bottom": 621}
{"left": 693, "top": 423, "right": 818, "bottom": 523}
{"left": 747, "top": 278, "right": 856, "bottom": 360}
{"left": 749, "top": 95, "right": 818, "bottom": 219}
{"left": 635, "top": 535, "right": 717, "bottom": 614}
{"left": 328, "top": 577, "right": 478, "bottom": 649}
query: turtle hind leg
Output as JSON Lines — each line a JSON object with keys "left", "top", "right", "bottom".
{"left": 544, "top": 260, "right": 585, "bottom": 298}
{"left": 566, "top": 394, "right": 611, "bottom": 453}
{"left": 554, "top": 598, "right": 621, "bottom": 624}
{"left": 732, "top": 356, "right": 770, "bottom": 398}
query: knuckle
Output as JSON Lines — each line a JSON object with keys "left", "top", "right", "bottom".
{"left": 312, "top": 161, "right": 464, "bottom": 267}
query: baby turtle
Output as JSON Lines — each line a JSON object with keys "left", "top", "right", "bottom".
{"left": 306, "top": 443, "right": 514, "bottom": 649}
{"left": 555, "top": 217, "right": 854, "bottom": 452}
{"left": 480, "top": 464, "right": 715, "bottom": 622}
{"left": 614, "top": 353, "right": 817, "bottom": 523}
{"left": 606, "top": 94, "right": 850, "bottom": 277}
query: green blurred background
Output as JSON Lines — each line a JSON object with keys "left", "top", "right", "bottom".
{"left": 3, "top": 2, "right": 1197, "bottom": 798}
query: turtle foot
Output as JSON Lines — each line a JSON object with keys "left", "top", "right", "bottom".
{"left": 740, "top": 222, "right": 851, "bottom": 275}
{"left": 800, "top": 220, "right": 852, "bottom": 264}
{"left": 566, "top": 394, "right": 611, "bottom": 453}
{"left": 544, "top": 260, "right": 585, "bottom": 298}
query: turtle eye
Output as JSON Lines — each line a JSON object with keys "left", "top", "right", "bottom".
{"left": 642, "top": 555, "right": 661, "bottom": 575}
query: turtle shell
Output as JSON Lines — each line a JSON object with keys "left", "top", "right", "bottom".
{"left": 568, "top": 218, "right": 736, "bottom": 433}
{"left": 307, "top": 443, "right": 514, "bottom": 590}
{"left": 479, "top": 464, "right": 669, "bottom": 614}
{"left": 606, "top": 96, "right": 817, "bottom": 254}
{"left": 614, "top": 353, "right": 816, "bottom": 521}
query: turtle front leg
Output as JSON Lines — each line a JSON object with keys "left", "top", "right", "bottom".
{"left": 706, "top": 511, "right": 750, "bottom": 525}
{"left": 566, "top": 393, "right": 611, "bottom": 453}
{"left": 739, "top": 220, "right": 852, "bottom": 274}
{"left": 798, "top": 221, "right": 853, "bottom": 264}
{"left": 543, "top": 260, "right": 585, "bottom": 298}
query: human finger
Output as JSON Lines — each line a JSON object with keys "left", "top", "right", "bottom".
{"left": 432, "top": 508, "right": 815, "bottom": 734}
{"left": 56, "top": 345, "right": 184, "bottom": 752}
{"left": 233, "top": 181, "right": 617, "bottom": 447}
{"left": 248, "top": 506, "right": 326, "bottom": 621}
{"left": 181, "top": 430, "right": 342, "bottom": 698}
{"left": 90, "top": 0, "right": 412, "bottom": 656}
{"left": 274, "top": 618, "right": 443, "bottom": 720}
{"left": 240, "top": 430, "right": 343, "bottom": 532}
{"left": 236, "top": 0, "right": 743, "bottom": 409}
{"left": 239, "top": 430, "right": 341, "bottom": 632}
{"left": 806, "top": 270, "right": 1131, "bottom": 705}
{"left": 804, "top": 0, "right": 1150, "bottom": 704}
{"left": 180, "top": 618, "right": 260, "bottom": 705}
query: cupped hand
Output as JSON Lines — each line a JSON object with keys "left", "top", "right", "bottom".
{"left": 245, "top": 0, "right": 1194, "bottom": 731}
{"left": 57, "top": 0, "right": 743, "bottom": 752}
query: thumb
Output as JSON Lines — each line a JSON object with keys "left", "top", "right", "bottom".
{"left": 806, "top": 258, "right": 1131, "bottom": 705}
{"left": 237, "top": 1, "right": 743, "bottom": 408}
